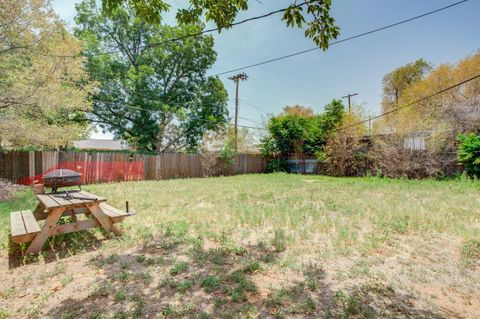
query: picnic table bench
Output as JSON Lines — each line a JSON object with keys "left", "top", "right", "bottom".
{"left": 10, "top": 190, "right": 135, "bottom": 254}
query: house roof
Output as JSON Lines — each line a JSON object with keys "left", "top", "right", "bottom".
{"left": 73, "top": 139, "right": 130, "bottom": 150}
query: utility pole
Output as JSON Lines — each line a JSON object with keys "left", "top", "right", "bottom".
{"left": 368, "top": 116, "right": 372, "bottom": 136}
{"left": 342, "top": 93, "right": 358, "bottom": 114}
{"left": 228, "top": 73, "right": 248, "bottom": 152}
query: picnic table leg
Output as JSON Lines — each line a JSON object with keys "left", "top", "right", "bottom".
{"left": 70, "top": 210, "right": 78, "bottom": 223}
{"left": 25, "top": 207, "right": 66, "bottom": 255}
{"left": 32, "top": 202, "right": 46, "bottom": 220}
{"left": 86, "top": 203, "right": 121, "bottom": 236}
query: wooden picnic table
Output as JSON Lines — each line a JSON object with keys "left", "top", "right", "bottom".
{"left": 10, "top": 190, "right": 134, "bottom": 255}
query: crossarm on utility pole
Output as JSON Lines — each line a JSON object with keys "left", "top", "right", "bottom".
{"left": 342, "top": 93, "right": 358, "bottom": 114}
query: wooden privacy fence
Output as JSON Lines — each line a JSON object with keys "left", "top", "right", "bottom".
{"left": 0, "top": 151, "right": 266, "bottom": 185}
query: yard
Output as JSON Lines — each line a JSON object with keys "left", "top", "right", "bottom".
{"left": 0, "top": 174, "right": 479, "bottom": 318}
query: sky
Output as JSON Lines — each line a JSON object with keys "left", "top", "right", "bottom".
{"left": 52, "top": 0, "right": 480, "bottom": 139}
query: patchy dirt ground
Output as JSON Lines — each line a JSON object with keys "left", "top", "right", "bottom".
{"left": 1, "top": 231, "right": 479, "bottom": 318}
{"left": 0, "top": 179, "right": 27, "bottom": 202}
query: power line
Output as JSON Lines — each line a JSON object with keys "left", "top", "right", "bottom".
{"left": 211, "top": 0, "right": 470, "bottom": 76}
{"left": 93, "top": 97, "right": 268, "bottom": 132}
{"left": 98, "top": 75, "right": 480, "bottom": 134}
{"left": 93, "top": 96, "right": 226, "bottom": 113}
{"left": 93, "top": 98, "right": 226, "bottom": 118}
{"left": 337, "top": 73, "right": 480, "bottom": 131}
{"left": 239, "top": 116, "right": 262, "bottom": 125}
{"left": 55, "top": 2, "right": 308, "bottom": 58}
{"left": 138, "top": 2, "right": 308, "bottom": 53}
{"left": 239, "top": 98, "right": 275, "bottom": 114}
{"left": 236, "top": 124, "right": 267, "bottom": 131}
{"left": 91, "top": 97, "right": 267, "bottom": 131}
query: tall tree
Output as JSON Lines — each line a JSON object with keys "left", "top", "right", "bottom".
{"left": 381, "top": 59, "right": 432, "bottom": 112}
{"left": 281, "top": 105, "right": 315, "bottom": 117}
{"left": 75, "top": 0, "right": 229, "bottom": 153}
{"left": 393, "top": 51, "right": 480, "bottom": 136}
{"left": 101, "top": 0, "right": 340, "bottom": 49}
{"left": 0, "top": 0, "right": 94, "bottom": 148}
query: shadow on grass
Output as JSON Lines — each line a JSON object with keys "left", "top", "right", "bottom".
{"left": 38, "top": 232, "right": 448, "bottom": 319}
{"left": 7, "top": 227, "right": 108, "bottom": 269}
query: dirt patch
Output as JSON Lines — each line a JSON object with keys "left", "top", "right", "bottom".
{"left": 0, "top": 178, "right": 28, "bottom": 201}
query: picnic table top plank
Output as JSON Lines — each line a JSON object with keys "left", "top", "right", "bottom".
{"left": 22, "top": 211, "right": 41, "bottom": 234}
{"left": 36, "top": 190, "right": 106, "bottom": 209}
{"left": 36, "top": 194, "right": 62, "bottom": 209}
{"left": 50, "top": 190, "right": 86, "bottom": 205}
{"left": 77, "top": 190, "right": 106, "bottom": 202}
{"left": 54, "top": 192, "right": 84, "bottom": 206}
{"left": 48, "top": 194, "right": 73, "bottom": 207}
{"left": 11, "top": 211, "right": 26, "bottom": 237}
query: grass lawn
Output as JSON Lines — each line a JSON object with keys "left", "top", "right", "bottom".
{"left": 0, "top": 173, "right": 479, "bottom": 318}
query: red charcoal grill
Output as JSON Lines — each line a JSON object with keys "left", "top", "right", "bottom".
{"left": 43, "top": 169, "right": 82, "bottom": 193}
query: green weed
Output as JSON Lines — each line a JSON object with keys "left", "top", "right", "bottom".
{"left": 90, "top": 282, "right": 113, "bottom": 298}
{"left": 116, "top": 270, "right": 134, "bottom": 282}
{"left": 90, "top": 253, "right": 119, "bottom": 268}
{"left": 201, "top": 275, "right": 221, "bottom": 293}
{"left": 136, "top": 255, "right": 164, "bottom": 266}
{"left": 178, "top": 279, "right": 195, "bottom": 293}
{"left": 114, "top": 290, "right": 127, "bottom": 303}
{"left": 60, "top": 274, "right": 74, "bottom": 286}
{"left": 169, "top": 261, "right": 189, "bottom": 275}
{"left": 242, "top": 261, "right": 261, "bottom": 274}
{"left": 0, "top": 308, "right": 8, "bottom": 319}
{"left": 461, "top": 239, "right": 480, "bottom": 269}
{"left": 272, "top": 229, "right": 287, "bottom": 252}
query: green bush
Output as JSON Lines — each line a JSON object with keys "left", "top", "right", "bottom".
{"left": 457, "top": 133, "right": 480, "bottom": 177}
{"left": 259, "top": 100, "right": 344, "bottom": 171}
{"left": 266, "top": 159, "right": 288, "bottom": 173}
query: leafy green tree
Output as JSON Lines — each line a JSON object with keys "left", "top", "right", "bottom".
{"left": 0, "top": 0, "right": 94, "bottom": 148}
{"left": 318, "top": 99, "right": 345, "bottom": 137}
{"left": 457, "top": 133, "right": 480, "bottom": 178}
{"left": 75, "top": 0, "right": 228, "bottom": 153}
{"left": 101, "top": 0, "right": 339, "bottom": 49}
{"left": 261, "top": 100, "right": 344, "bottom": 160}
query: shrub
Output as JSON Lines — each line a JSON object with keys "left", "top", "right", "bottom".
{"left": 457, "top": 133, "right": 480, "bottom": 178}
{"left": 369, "top": 134, "right": 453, "bottom": 179}
{"left": 324, "top": 113, "right": 367, "bottom": 176}
{"left": 266, "top": 159, "right": 288, "bottom": 173}
{"left": 218, "top": 137, "right": 237, "bottom": 175}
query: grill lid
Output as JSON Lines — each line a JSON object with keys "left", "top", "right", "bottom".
{"left": 44, "top": 169, "right": 81, "bottom": 179}
{"left": 43, "top": 169, "right": 82, "bottom": 192}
